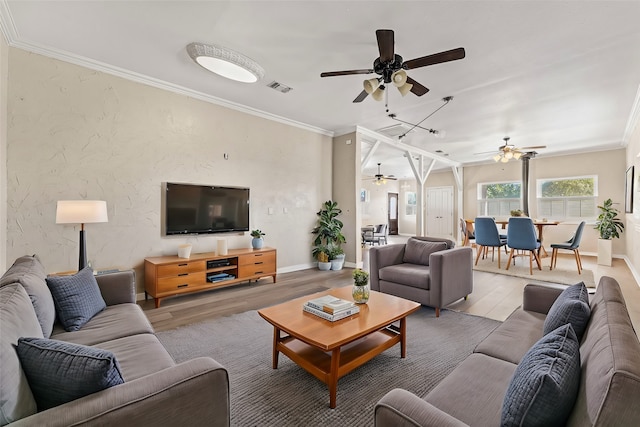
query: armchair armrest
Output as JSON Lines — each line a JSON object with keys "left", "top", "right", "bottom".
{"left": 522, "top": 283, "right": 566, "bottom": 314}
{"left": 429, "top": 247, "right": 474, "bottom": 308}
{"left": 375, "top": 388, "right": 469, "bottom": 427}
{"left": 369, "top": 244, "right": 406, "bottom": 291}
{"left": 11, "top": 357, "right": 230, "bottom": 427}
{"left": 96, "top": 270, "right": 136, "bottom": 305}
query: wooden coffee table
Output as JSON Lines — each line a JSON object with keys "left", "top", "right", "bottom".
{"left": 257, "top": 286, "right": 421, "bottom": 408}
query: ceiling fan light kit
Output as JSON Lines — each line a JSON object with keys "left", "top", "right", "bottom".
{"left": 186, "top": 42, "right": 264, "bottom": 83}
{"left": 320, "top": 29, "right": 465, "bottom": 103}
{"left": 492, "top": 137, "right": 543, "bottom": 163}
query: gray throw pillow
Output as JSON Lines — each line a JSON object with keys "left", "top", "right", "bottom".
{"left": 45, "top": 267, "right": 106, "bottom": 331}
{"left": 402, "top": 239, "right": 447, "bottom": 266}
{"left": 16, "top": 337, "right": 124, "bottom": 410}
{"left": 501, "top": 323, "right": 581, "bottom": 427}
{"left": 0, "top": 255, "right": 55, "bottom": 338}
{"left": 544, "top": 282, "right": 591, "bottom": 341}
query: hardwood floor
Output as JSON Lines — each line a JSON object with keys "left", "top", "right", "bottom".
{"left": 140, "top": 251, "right": 640, "bottom": 333}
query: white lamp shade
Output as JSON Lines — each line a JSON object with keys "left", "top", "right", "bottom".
{"left": 372, "top": 86, "right": 385, "bottom": 101}
{"left": 392, "top": 69, "right": 408, "bottom": 87}
{"left": 56, "top": 200, "right": 108, "bottom": 224}
{"left": 363, "top": 78, "right": 380, "bottom": 94}
{"left": 397, "top": 82, "right": 413, "bottom": 97}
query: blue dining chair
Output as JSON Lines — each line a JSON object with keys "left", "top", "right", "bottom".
{"left": 550, "top": 221, "right": 586, "bottom": 274}
{"left": 474, "top": 217, "right": 508, "bottom": 268}
{"left": 506, "top": 217, "right": 541, "bottom": 275}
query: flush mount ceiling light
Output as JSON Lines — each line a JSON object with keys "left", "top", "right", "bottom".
{"left": 186, "top": 42, "right": 265, "bottom": 83}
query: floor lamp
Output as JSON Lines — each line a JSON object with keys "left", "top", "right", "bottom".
{"left": 56, "top": 200, "right": 108, "bottom": 271}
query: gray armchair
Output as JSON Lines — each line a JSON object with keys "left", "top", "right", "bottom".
{"left": 369, "top": 236, "right": 473, "bottom": 317}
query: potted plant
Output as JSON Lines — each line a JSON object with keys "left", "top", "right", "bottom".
{"left": 311, "top": 200, "right": 346, "bottom": 270}
{"left": 352, "top": 269, "right": 370, "bottom": 303}
{"left": 312, "top": 245, "right": 331, "bottom": 270}
{"left": 328, "top": 246, "right": 345, "bottom": 271}
{"left": 510, "top": 209, "right": 523, "bottom": 217}
{"left": 594, "top": 198, "right": 624, "bottom": 266}
{"left": 250, "top": 229, "right": 265, "bottom": 249}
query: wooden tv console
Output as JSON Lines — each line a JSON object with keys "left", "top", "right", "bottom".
{"left": 144, "top": 247, "right": 276, "bottom": 308}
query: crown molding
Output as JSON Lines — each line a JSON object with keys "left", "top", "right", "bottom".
{"left": 0, "top": 1, "right": 333, "bottom": 138}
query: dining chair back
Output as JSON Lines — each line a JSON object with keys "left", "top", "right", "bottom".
{"left": 506, "top": 217, "right": 542, "bottom": 274}
{"left": 473, "top": 217, "right": 508, "bottom": 268}
{"left": 373, "top": 224, "right": 388, "bottom": 245}
{"left": 550, "top": 221, "right": 586, "bottom": 274}
{"left": 460, "top": 218, "right": 475, "bottom": 246}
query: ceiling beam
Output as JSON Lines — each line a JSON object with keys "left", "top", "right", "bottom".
{"left": 361, "top": 140, "right": 381, "bottom": 168}
{"left": 357, "top": 126, "right": 461, "bottom": 168}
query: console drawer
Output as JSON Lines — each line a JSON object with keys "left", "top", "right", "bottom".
{"left": 238, "top": 251, "right": 276, "bottom": 266}
{"left": 157, "top": 260, "right": 206, "bottom": 277}
{"left": 157, "top": 274, "right": 205, "bottom": 292}
{"left": 238, "top": 263, "right": 275, "bottom": 278}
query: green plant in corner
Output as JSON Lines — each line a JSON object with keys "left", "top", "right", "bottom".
{"left": 595, "top": 198, "right": 624, "bottom": 239}
{"left": 328, "top": 246, "right": 344, "bottom": 260}
{"left": 250, "top": 229, "right": 266, "bottom": 238}
{"left": 311, "top": 200, "right": 346, "bottom": 260}
{"left": 352, "top": 269, "right": 369, "bottom": 286}
{"left": 312, "top": 246, "right": 330, "bottom": 263}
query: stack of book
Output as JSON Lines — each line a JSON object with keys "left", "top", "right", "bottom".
{"left": 303, "top": 295, "right": 359, "bottom": 321}
{"left": 206, "top": 272, "right": 235, "bottom": 283}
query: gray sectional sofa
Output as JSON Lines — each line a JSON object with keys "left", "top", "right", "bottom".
{"left": 370, "top": 237, "right": 473, "bottom": 317}
{"left": 0, "top": 255, "right": 230, "bottom": 426}
{"left": 375, "top": 276, "right": 640, "bottom": 426}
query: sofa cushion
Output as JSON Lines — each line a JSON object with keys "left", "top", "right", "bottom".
{"left": 0, "top": 284, "right": 43, "bottom": 425}
{"left": 402, "top": 238, "right": 447, "bottom": 266}
{"left": 501, "top": 323, "right": 581, "bottom": 427}
{"left": 46, "top": 266, "right": 106, "bottom": 331}
{"left": 379, "top": 263, "right": 431, "bottom": 290}
{"left": 16, "top": 337, "right": 124, "bottom": 410}
{"left": 425, "top": 353, "right": 517, "bottom": 426}
{"left": 474, "top": 309, "right": 546, "bottom": 364}
{"left": 95, "top": 334, "right": 175, "bottom": 381}
{"left": 544, "top": 282, "right": 590, "bottom": 341}
{"left": 0, "top": 255, "right": 56, "bottom": 338}
{"left": 51, "top": 303, "right": 155, "bottom": 346}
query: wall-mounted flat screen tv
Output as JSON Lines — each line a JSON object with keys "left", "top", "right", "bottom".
{"left": 163, "top": 182, "right": 250, "bottom": 235}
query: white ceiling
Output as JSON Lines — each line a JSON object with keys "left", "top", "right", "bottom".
{"left": 2, "top": 1, "right": 640, "bottom": 179}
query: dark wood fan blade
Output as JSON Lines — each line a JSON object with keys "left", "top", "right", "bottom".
{"left": 376, "top": 29, "right": 394, "bottom": 63}
{"left": 353, "top": 90, "right": 369, "bottom": 103}
{"left": 406, "top": 76, "right": 429, "bottom": 96}
{"left": 403, "top": 47, "right": 466, "bottom": 70}
{"left": 519, "top": 145, "right": 547, "bottom": 150}
{"left": 321, "top": 69, "right": 374, "bottom": 77}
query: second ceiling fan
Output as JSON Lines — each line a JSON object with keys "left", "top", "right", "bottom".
{"left": 364, "top": 163, "right": 398, "bottom": 185}
{"left": 476, "top": 137, "right": 547, "bottom": 162}
{"left": 321, "top": 29, "right": 465, "bottom": 103}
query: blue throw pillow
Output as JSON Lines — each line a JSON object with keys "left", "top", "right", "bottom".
{"left": 544, "top": 282, "right": 591, "bottom": 341}
{"left": 501, "top": 323, "right": 581, "bottom": 427}
{"left": 45, "top": 266, "right": 106, "bottom": 331}
{"left": 16, "top": 337, "right": 124, "bottom": 410}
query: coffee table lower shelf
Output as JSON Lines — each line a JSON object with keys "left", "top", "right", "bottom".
{"left": 274, "top": 326, "right": 402, "bottom": 408}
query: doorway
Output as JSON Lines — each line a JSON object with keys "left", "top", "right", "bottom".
{"left": 388, "top": 193, "right": 398, "bottom": 235}
{"left": 426, "top": 186, "right": 453, "bottom": 238}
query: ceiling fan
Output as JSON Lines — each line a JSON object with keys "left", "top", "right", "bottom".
{"left": 320, "top": 29, "right": 465, "bottom": 103}
{"left": 475, "top": 137, "right": 547, "bottom": 162}
{"left": 364, "top": 163, "right": 398, "bottom": 185}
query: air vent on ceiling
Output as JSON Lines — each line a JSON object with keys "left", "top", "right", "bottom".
{"left": 377, "top": 123, "right": 412, "bottom": 138}
{"left": 267, "top": 81, "right": 293, "bottom": 93}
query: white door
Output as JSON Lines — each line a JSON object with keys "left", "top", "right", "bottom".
{"left": 426, "top": 186, "right": 454, "bottom": 238}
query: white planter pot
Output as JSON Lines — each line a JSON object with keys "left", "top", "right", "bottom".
{"left": 318, "top": 261, "right": 331, "bottom": 271}
{"left": 597, "top": 238, "right": 612, "bottom": 266}
{"left": 330, "top": 259, "right": 344, "bottom": 271}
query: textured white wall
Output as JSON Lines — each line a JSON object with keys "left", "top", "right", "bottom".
{"left": 6, "top": 49, "right": 332, "bottom": 291}
{"left": 0, "top": 33, "right": 7, "bottom": 273}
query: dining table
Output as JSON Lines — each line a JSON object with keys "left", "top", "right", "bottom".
{"left": 463, "top": 218, "right": 560, "bottom": 257}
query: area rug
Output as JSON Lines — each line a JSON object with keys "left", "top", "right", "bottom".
{"left": 156, "top": 307, "right": 501, "bottom": 426}
{"left": 473, "top": 256, "right": 595, "bottom": 287}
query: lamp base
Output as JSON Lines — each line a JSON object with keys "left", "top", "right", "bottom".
{"left": 79, "top": 229, "right": 87, "bottom": 271}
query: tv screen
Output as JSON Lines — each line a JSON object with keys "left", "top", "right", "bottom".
{"left": 164, "top": 183, "right": 250, "bottom": 235}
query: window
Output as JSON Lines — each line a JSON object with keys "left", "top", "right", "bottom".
{"left": 537, "top": 175, "right": 597, "bottom": 219}
{"left": 406, "top": 192, "right": 416, "bottom": 216}
{"left": 477, "top": 181, "right": 521, "bottom": 216}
